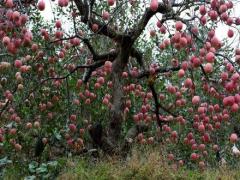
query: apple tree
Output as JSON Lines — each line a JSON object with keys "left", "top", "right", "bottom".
{"left": 0, "top": 0, "right": 240, "bottom": 171}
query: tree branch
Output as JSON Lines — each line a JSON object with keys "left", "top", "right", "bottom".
{"left": 149, "top": 83, "right": 177, "bottom": 129}
{"left": 137, "top": 66, "right": 180, "bottom": 79}
{"left": 149, "top": 83, "right": 162, "bottom": 128}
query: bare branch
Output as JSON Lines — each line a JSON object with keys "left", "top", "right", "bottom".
{"left": 149, "top": 83, "right": 162, "bottom": 128}
{"left": 137, "top": 66, "right": 180, "bottom": 79}
{"left": 149, "top": 83, "right": 177, "bottom": 129}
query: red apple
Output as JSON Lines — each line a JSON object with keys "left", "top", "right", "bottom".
{"left": 150, "top": 0, "right": 158, "bottom": 12}
{"left": 108, "top": 0, "right": 115, "bottom": 6}
{"left": 38, "top": 0, "right": 45, "bottom": 11}
{"left": 175, "top": 21, "right": 183, "bottom": 31}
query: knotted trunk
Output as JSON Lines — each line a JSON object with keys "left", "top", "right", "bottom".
{"left": 107, "top": 43, "right": 132, "bottom": 151}
{"left": 89, "top": 43, "right": 132, "bottom": 154}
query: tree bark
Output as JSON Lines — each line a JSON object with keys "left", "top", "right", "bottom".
{"left": 88, "top": 41, "right": 132, "bottom": 154}
{"left": 107, "top": 41, "right": 131, "bottom": 150}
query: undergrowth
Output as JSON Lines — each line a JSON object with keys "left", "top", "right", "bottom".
{"left": 2, "top": 145, "right": 240, "bottom": 179}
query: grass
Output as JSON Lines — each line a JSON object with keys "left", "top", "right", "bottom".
{"left": 2, "top": 146, "right": 240, "bottom": 179}
{"left": 57, "top": 147, "right": 240, "bottom": 180}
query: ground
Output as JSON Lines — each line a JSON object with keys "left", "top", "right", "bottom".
{"left": 4, "top": 146, "right": 240, "bottom": 180}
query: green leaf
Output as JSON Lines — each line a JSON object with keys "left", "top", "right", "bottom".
{"left": 28, "top": 161, "right": 38, "bottom": 173}
{"left": 186, "top": 12, "right": 191, "bottom": 17}
{"left": 36, "top": 163, "right": 48, "bottom": 174}
{"left": 24, "top": 176, "right": 36, "bottom": 180}
{"left": 47, "top": 161, "right": 58, "bottom": 167}
{"left": 194, "top": 6, "right": 199, "bottom": 11}
{"left": 53, "top": 130, "right": 62, "bottom": 140}
{"left": 0, "top": 157, "right": 12, "bottom": 166}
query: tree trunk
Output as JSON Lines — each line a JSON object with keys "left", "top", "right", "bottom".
{"left": 105, "top": 42, "right": 132, "bottom": 153}
{"left": 89, "top": 39, "right": 133, "bottom": 154}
